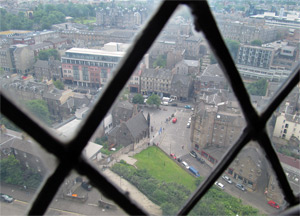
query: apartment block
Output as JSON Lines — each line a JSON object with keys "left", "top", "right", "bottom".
{"left": 61, "top": 47, "right": 124, "bottom": 88}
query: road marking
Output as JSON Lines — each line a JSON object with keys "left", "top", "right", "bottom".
{"left": 14, "top": 199, "right": 85, "bottom": 215}
{"left": 14, "top": 199, "right": 28, "bottom": 205}
{"left": 88, "top": 203, "right": 98, "bottom": 207}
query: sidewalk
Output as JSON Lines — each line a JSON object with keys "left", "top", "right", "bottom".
{"left": 103, "top": 169, "right": 162, "bottom": 216}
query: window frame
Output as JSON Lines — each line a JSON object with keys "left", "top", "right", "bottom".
{"left": 1, "top": 1, "right": 300, "bottom": 215}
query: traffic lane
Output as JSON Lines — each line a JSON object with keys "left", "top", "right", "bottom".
{"left": 179, "top": 154, "right": 211, "bottom": 177}
{"left": 0, "top": 199, "right": 85, "bottom": 216}
{"left": 163, "top": 110, "right": 192, "bottom": 157}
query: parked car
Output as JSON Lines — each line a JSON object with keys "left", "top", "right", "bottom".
{"left": 222, "top": 175, "right": 232, "bottom": 184}
{"left": 170, "top": 153, "right": 176, "bottom": 159}
{"left": 172, "top": 118, "right": 177, "bottom": 123}
{"left": 215, "top": 182, "right": 225, "bottom": 190}
{"left": 182, "top": 161, "right": 190, "bottom": 169}
{"left": 177, "top": 157, "right": 182, "bottom": 163}
{"left": 190, "top": 150, "right": 197, "bottom": 158}
{"left": 81, "top": 181, "right": 92, "bottom": 191}
{"left": 0, "top": 193, "right": 14, "bottom": 203}
{"left": 187, "top": 122, "right": 191, "bottom": 128}
{"left": 196, "top": 157, "right": 205, "bottom": 164}
{"left": 268, "top": 200, "right": 280, "bottom": 209}
{"left": 235, "top": 183, "right": 245, "bottom": 191}
{"left": 184, "top": 105, "right": 191, "bottom": 109}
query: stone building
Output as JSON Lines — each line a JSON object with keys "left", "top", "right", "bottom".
{"left": 0, "top": 44, "right": 35, "bottom": 74}
{"left": 111, "top": 101, "right": 135, "bottom": 127}
{"left": 107, "top": 112, "right": 149, "bottom": 149}
{"left": 273, "top": 112, "right": 300, "bottom": 141}
{"left": 34, "top": 58, "right": 62, "bottom": 81}
{"left": 2, "top": 76, "right": 52, "bottom": 101}
{"left": 140, "top": 68, "right": 173, "bottom": 97}
{"left": 43, "top": 89, "right": 75, "bottom": 122}
{"left": 174, "top": 59, "right": 200, "bottom": 76}
{"left": 0, "top": 130, "right": 50, "bottom": 176}
{"left": 170, "top": 74, "right": 193, "bottom": 101}
{"left": 191, "top": 101, "right": 245, "bottom": 152}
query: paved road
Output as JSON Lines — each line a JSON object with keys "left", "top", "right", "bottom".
{"left": 143, "top": 105, "right": 284, "bottom": 215}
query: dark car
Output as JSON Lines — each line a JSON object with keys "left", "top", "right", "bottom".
{"left": 81, "top": 181, "right": 92, "bottom": 191}
{"left": 171, "top": 103, "right": 177, "bottom": 107}
{"left": 196, "top": 157, "right": 205, "bottom": 164}
{"left": 235, "top": 183, "right": 245, "bottom": 191}
{"left": 0, "top": 193, "right": 14, "bottom": 203}
{"left": 190, "top": 150, "right": 197, "bottom": 158}
{"left": 177, "top": 157, "right": 182, "bottom": 163}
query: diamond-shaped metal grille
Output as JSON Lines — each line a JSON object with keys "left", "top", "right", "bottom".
{"left": 1, "top": 1, "right": 299, "bottom": 215}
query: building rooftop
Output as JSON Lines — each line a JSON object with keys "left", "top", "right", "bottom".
{"left": 65, "top": 48, "right": 125, "bottom": 57}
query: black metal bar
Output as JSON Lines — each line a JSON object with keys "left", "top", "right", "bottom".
{"left": 28, "top": 163, "right": 72, "bottom": 215}
{"left": 67, "top": 1, "right": 180, "bottom": 157}
{"left": 0, "top": 93, "right": 66, "bottom": 158}
{"left": 186, "top": 0, "right": 259, "bottom": 127}
{"left": 260, "top": 66, "right": 300, "bottom": 124}
{"left": 76, "top": 158, "right": 148, "bottom": 215}
{"left": 178, "top": 127, "right": 252, "bottom": 215}
{"left": 257, "top": 131, "right": 296, "bottom": 206}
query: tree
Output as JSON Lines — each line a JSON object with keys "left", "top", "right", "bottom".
{"left": 25, "top": 99, "right": 51, "bottom": 125}
{"left": 0, "top": 155, "right": 24, "bottom": 185}
{"left": 132, "top": 94, "right": 144, "bottom": 104}
{"left": 250, "top": 40, "right": 262, "bottom": 46}
{"left": 246, "top": 79, "right": 268, "bottom": 96}
{"left": 225, "top": 39, "right": 240, "bottom": 60}
{"left": 146, "top": 94, "right": 161, "bottom": 108}
{"left": 53, "top": 80, "right": 64, "bottom": 90}
{"left": 153, "top": 55, "right": 166, "bottom": 68}
{"left": 37, "top": 49, "right": 60, "bottom": 61}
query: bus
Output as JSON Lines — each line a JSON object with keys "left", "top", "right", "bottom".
{"left": 189, "top": 166, "right": 200, "bottom": 177}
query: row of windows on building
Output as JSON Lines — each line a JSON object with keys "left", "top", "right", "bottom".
{"left": 62, "top": 59, "right": 117, "bottom": 68}
{"left": 65, "top": 54, "right": 121, "bottom": 62}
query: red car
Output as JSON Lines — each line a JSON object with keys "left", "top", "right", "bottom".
{"left": 268, "top": 200, "right": 280, "bottom": 209}
{"left": 170, "top": 153, "right": 176, "bottom": 159}
{"left": 172, "top": 118, "right": 177, "bottom": 123}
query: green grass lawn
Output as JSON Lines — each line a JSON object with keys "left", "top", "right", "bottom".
{"left": 133, "top": 146, "right": 197, "bottom": 190}
{"left": 74, "top": 17, "right": 96, "bottom": 24}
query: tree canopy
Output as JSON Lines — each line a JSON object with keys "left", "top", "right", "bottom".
{"left": 250, "top": 40, "right": 262, "bottom": 46}
{"left": 53, "top": 80, "right": 64, "bottom": 90}
{"left": 225, "top": 39, "right": 240, "bottom": 60}
{"left": 153, "top": 55, "right": 167, "bottom": 68}
{"left": 146, "top": 94, "right": 161, "bottom": 108}
{"left": 37, "top": 49, "right": 60, "bottom": 61}
{"left": 246, "top": 79, "right": 268, "bottom": 96}
{"left": 0, "top": 3, "right": 96, "bottom": 31}
{"left": 25, "top": 99, "right": 51, "bottom": 125}
{"left": 0, "top": 155, "right": 24, "bottom": 185}
{"left": 132, "top": 94, "right": 144, "bottom": 104}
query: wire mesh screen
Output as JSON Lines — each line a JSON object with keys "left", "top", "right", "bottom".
{"left": 1, "top": 1, "right": 299, "bottom": 215}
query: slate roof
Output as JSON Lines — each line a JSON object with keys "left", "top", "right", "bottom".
{"left": 29, "top": 42, "right": 53, "bottom": 50}
{"left": 183, "top": 60, "right": 199, "bottom": 67}
{"left": 43, "top": 89, "right": 64, "bottom": 100}
{"left": 172, "top": 74, "right": 190, "bottom": 86}
{"left": 125, "top": 112, "right": 148, "bottom": 139}
{"left": 142, "top": 68, "right": 173, "bottom": 80}
{"left": 116, "top": 100, "right": 134, "bottom": 110}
